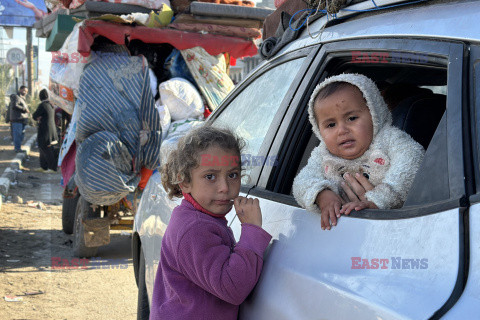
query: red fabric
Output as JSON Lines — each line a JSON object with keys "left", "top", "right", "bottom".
{"left": 138, "top": 167, "right": 154, "bottom": 190}
{"left": 229, "top": 56, "right": 236, "bottom": 66}
{"left": 182, "top": 192, "right": 227, "bottom": 220}
{"left": 204, "top": 107, "right": 212, "bottom": 118}
{"left": 78, "top": 21, "right": 258, "bottom": 59}
{"left": 61, "top": 142, "right": 76, "bottom": 188}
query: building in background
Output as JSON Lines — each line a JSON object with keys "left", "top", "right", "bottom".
{"left": 228, "top": 0, "right": 275, "bottom": 84}
{"left": 229, "top": 55, "right": 264, "bottom": 84}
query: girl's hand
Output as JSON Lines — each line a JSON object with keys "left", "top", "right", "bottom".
{"left": 316, "top": 189, "right": 343, "bottom": 230}
{"left": 340, "top": 200, "right": 378, "bottom": 215}
{"left": 342, "top": 172, "right": 374, "bottom": 202}
{"left": 234, "top": 196, "right": 262, "bottom": 227}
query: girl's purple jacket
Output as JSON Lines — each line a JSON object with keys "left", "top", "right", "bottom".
{"left": 150, "top": 200, "right": 272, "bottom": 320}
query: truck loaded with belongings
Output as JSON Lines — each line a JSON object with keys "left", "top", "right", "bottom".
{"left": 34, "top": 0, "right": 272, "bottom": 257}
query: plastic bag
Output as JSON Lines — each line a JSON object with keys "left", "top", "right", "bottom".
{"left": 159, "top": 119, "right": 204, "bottom": 163}
{"left": 50, "top": 22, "right": 89, "bottom": 98}
{"left": 149, "top": 69, "right": 158, "bottom": 98}
{"left": 159, "top": 77, "right": 204, "bottom": 121}
{"left": 155, "top": 100, "right": 171, "bottom": 140}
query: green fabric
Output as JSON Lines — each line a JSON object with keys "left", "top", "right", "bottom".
{"left": 46, "top": 15, "right": 83, "bottom": 52}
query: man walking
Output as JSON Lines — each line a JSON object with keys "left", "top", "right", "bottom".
{"left": 10, "top": 86, "right": 30, "bottom": 153}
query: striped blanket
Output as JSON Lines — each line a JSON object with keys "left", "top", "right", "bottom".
{"left": 75, "top": 53, "right": 161, "bottom": 205}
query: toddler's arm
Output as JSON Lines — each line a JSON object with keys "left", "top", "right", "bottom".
{"left": 316, "top": 189, "right": 343, "bottom": 230}
{"left": 292, "top": 145, "right": 337, "bottom": 215}
{"left": 364, "top": 127, "right": 425, "bottom": 209}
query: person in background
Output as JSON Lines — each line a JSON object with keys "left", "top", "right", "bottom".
{"left": 33, "top": 89, "right": 58, "bottom": 172}
{"left": 10, "top": 85, "right": 30, "bottom": 153}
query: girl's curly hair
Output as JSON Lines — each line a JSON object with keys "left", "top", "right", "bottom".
{"left": 161, "top": 125, "right": 245, "bottom": 199}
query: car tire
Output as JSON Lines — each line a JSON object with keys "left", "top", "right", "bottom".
{"left": 73, "top": 196, "right": 100, "bottom": 258}
{"left": 62, "top": 193, "right": 79, "bottom": 235}
{"left": 137, "top": 246, "right": 150, "bottom": 320}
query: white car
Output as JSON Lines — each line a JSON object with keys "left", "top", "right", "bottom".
{"left": 132, "top": 0, "right": 480, "bottom": 318}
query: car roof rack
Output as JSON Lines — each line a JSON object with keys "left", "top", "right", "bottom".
{"left": 259, "top": 0, "right": 430, "bottom": 60}
{"left": 303, "top": 0, "right": 430, "bottom": 34}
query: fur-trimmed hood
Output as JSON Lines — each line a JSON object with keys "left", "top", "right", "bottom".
{"left": 308, "top": 73, "right": 392, "bottom": 142}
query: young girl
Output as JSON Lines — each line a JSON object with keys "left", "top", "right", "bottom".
{"left": 150, "top": 126, "right": 272, "bottom": 320}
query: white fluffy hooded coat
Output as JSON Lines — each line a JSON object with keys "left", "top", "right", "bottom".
{"left": 292, "top": 73, "right": 425, "bottom": 212}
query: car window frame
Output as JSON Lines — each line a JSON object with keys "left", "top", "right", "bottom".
{"left": 469, "top": 44, "right": 480, "bottom": 204}
{"left": 206, "top": 46, "right": 320, "bottom": 190}
{"left": 252, "top": 37, "right": 469, "bottom": 219}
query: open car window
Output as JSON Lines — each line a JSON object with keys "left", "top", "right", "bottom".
{"left": 294, "top": 56, "right": 447, "bottom": 196}
{"left": 259, "top": 39, "right": 465, "bottom": 214}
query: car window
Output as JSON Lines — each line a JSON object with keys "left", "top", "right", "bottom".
{"left": 261, "top": 40, "right": 466, "bottom": 211}
{"left": 293, "top": 54, "right": 448, "bottom": 203}
{"left": 212, "top": 58, "right": 305, "bottom": 184}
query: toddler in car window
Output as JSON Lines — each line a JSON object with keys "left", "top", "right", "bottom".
{"left": 150, "top": 126, "right": 272, "bottom": 320}
{"left": 292, "top": 73, "right": 425, "bottom": 230}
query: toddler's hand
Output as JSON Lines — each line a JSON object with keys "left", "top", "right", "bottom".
{"left": 340, "top": 200, "right": 378, "bottom": 215}
{"left": 316, "top": 189, "right": 342, "bottom": 230}
{"left": 234, "top": 196, "right": 262, "bottom": 227}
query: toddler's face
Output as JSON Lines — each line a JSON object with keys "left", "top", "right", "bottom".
{"left": 314, "top": 85, "right": 374, "bottom": 160}
{"left": 181, "top": 146, "right": 241, "bottom": 215}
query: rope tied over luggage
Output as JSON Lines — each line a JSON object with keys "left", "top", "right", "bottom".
{"left": 289, "top": 0, "right": 430, "bottom": 35}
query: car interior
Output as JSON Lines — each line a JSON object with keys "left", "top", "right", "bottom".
{"left": 289, "top": 56, "right": 448, "bottom": 208}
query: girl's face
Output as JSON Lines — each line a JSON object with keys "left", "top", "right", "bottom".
{"left": 314, "top": 85, "right": 374, "bottom": 160}
{"left": 180, "top": 146, "right": 241, "bottom": 215}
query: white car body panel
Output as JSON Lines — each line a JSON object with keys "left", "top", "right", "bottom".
{"left": 442, "top": 204, "right": 480, "bottom": 318}
{"left": 234, "top": 198, "right": 460, "bottom": 319}
{"left": 135, "top": 172, "right": 462, "bottom": 319}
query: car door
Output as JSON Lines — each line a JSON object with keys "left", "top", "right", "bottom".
{"left": 442, "top": 44, "right": 480, "bottom": 318}
{"left": 231, "top": 39, "right": 470, "bottom": 319}
{"left": 137, "top": 47, "right": 317, "bottom": 305}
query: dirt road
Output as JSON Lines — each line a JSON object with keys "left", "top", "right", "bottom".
{"left": 0, "top": 124, "right": 138, "bottom": 320}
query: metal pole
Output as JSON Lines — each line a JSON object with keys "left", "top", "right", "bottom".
{"left": 15, "top": 66, "right": 18, "bottom": 93}
{"left": 26, "top": 27, "right": 33, "bottom": 98}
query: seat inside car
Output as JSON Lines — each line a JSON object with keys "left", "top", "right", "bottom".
{"left": 391, "top": 93, "right": 447, "bottom": 149}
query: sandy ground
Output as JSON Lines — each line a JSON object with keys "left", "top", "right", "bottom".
{"left": 0, "top": 123, "right": 138, "bottom": 320}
